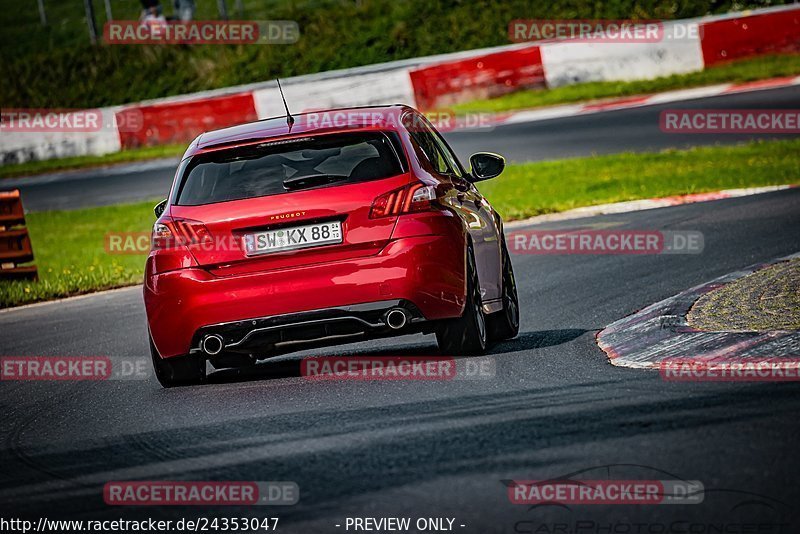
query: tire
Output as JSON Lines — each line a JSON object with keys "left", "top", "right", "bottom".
{"left": 436, "top": 246, "right": 488, "bottom": 355}
{"left": 488, "top": 239, "right": 520, "bottom": 341}
{"left": 149, "top": 334, "right": 206, "bottom": 387}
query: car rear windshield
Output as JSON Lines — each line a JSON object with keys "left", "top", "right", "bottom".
{"left": 175, "top": 132, "right": 406, "bottom": 206}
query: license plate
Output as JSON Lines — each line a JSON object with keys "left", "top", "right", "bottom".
{"left": 243, "top": 221, "right": 342, "bottom": 256}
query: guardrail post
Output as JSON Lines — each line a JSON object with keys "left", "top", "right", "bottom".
{"left": 84, "top": 0, "right": 98, "bottom": 45}
{"left": 38, "top": 0, "right": 47, "bottom": 25}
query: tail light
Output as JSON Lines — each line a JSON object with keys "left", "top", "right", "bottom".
{"left": 370, "top": 183, "right": 438, "bottom": 218}
{"left": 151, "top": 217, "right": 213, "bottom": 251}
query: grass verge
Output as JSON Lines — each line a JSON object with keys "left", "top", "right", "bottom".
{"left": 0, "top": 144, "right": 185, "bottom": 180}
{"left": 477, "top": 139, "right": 800, "bottom": 221}
{"left": 1, "top": 139, "right": 798, "bottom": 308}
{"left": 0, "top": 200, "right": 158, "bottom": 309}
{"left": 452, "top": 54, "right": 800, "bottom": 115}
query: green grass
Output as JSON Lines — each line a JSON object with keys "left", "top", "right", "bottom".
{"left": 0, "top": 144, "right": 185, "bottom": 180}
{"left": 0, "top": 0, "right": 787, "bottom": 108}
{"left": 453, "top": 54, "right": 800, "bottom": 115}
{"left": 477, "top": 139, "right": 800, "bottom": 221}
{"left": 0, "top": 200, "right": 158, "bottom": 308}
{"left": 2, "top": 138, "right": 798, "bottom": 308}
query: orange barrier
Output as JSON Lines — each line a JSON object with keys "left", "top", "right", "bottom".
{"left": 0, "top": 190, "right": 38, "bottom": 281}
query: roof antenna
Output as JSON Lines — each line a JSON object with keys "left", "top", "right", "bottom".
{"left": 276, "top": 78, "right": 295, "bottom": 131}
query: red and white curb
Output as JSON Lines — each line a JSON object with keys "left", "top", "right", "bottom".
{"left": 455, "top": 75, "right": 800, "bottom": 131}
{"left": 596, "top": 253, "right": 800, "bottom": 370}
{"left": 505, "top": 184, "right": 797, "bottom": 229}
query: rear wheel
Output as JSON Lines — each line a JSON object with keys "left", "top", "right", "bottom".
{"left": 149, "top": 334, "right": 206, "bottom": 387}
{"left": 436, "top": 247, "right": 488, "bottom": 355}
{"left": 488, "top": 240, "right": 520, "bottom": 341}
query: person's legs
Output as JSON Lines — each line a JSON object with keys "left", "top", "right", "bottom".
{"left": 176, "top": 0, "right": 195, "bottom": 22}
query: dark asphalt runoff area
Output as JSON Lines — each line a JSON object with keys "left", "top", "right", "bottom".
{"left": 5, "top": 85, "right": 800, "bottom": 212}
{"left": 1, "top": 188, "right": 799, "bottom": 532}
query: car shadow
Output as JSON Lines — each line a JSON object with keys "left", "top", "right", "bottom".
{"left": 490, "top": 328, "right": 590, "bottom": 354}
{"left": 205, "top": 328, "right": 592, "bottom": 385}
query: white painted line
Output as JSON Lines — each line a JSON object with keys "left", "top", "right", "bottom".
{"left": 0, "top": 285, "right": 142, "bottom": 314}
{"left": 457, "top": 77, "right": 800, "bottom": 131}
{"left": 506, "top": 184, "right": 795, "bottom": 228}
{"left": 644, "top": 84, "right": 732, "bottom": 105}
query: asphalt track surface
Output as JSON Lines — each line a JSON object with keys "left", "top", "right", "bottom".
{"left": 1, "top": 188, "right": 799, "bottom": 532}
{"left": 6, "top": 85, "right": 800, "bottom": 212}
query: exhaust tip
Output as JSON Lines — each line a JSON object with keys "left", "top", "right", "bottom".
{"left": 201, "top": 334, "right": 224, "bottom": 356}
{"left": 385, "top": 309, "right": 408, "bottom": 330}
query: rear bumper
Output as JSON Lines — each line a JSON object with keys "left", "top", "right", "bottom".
{"left": 192, "top": 299, "right": 426, "bottom": 361}
{"left": 145, "top": 234, "right": 466, "bottom": 358}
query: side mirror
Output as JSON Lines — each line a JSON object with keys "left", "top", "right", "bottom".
{"left": 469, "top": 152, "right": 505, "bottom": 181}
{"left": 154, "top": 199, "right": 168, "bottom": 218}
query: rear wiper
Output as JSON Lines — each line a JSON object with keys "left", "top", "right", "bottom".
{"left": 282, "top": 174, "right": 349, "bottom": 191}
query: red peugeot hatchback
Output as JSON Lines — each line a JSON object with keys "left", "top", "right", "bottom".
{"left": 144, "top": 105, "right": 519, "bottom": 386}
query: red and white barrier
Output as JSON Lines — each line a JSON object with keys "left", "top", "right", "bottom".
{"left": 406, "top": 6, "right": 799, "bottom": 105}
{"left": 2, "top": 5, "right": 798, "bottom": 165}
{"left": 252, "top": 69, "right": 416, "bottom": 119}
{"left": 117, "top": 92, "right": 257, "bottom": 149}
{"left": 0, "top": 108, "right": 122, "bottom": 164}
{"left": 540, "top": 23, "right": 705, "bottom": 88}
{"left": 409, "top": 46, "right": 545, "bottom": 111}
{"left": 699, "top": 6, "right": 800, "bottom": 66}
